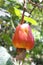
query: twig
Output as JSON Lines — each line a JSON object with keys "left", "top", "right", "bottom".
{"left": 28, "top": 0, "right": 43, "bottom": 9}
{"left": 29, "top": 6, "right": 36, "bottom": 17}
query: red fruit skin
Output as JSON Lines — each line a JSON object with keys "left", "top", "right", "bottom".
{"left": 12, "top": 23, "right": 34, "bottom": 50}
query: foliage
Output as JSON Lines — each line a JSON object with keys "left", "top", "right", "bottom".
{"left": 0, "top": 0, "right": 43, "bottom": 65}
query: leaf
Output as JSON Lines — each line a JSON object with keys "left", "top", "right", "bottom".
{"left": 14, "top": 8, "right": 38, "bottom": 25}
{"left": 8, "top": 6, "right": 15, "bottom": 15}
{"left": 0, "top": 0, "right": 5, "bottom": 7}
{"left": 0, "top": 46, "right": 11, "bottom": 65}
{"left": 14, "top": 7, "right": 21, "bottom": 17}
{"left": 0, "top": 19, "right": 2, "bottom": 24}
{"left": 24, "top": 16, "right": 38, "bottom": 25}
{"left": 6, "top": 58, "right": 13, "bottom": 65}
{"left": 9, "top": 7, "right": 38, "bottom": 25}
{"left": 2, "top": 33, "right": 12, "bottom": 45}
{"left": 26, "top": 53, "right": 31, "bottom": 58}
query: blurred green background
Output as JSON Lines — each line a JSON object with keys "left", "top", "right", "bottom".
{"left": 0, "top": 0, "right": 43, "bottom": 65}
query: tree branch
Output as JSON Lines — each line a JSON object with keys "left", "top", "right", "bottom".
{"left": 29, "top": 6, "right": 36, "bottom": 17}
{"left": 28, "top": 0, "right": 43, "bottom": 9}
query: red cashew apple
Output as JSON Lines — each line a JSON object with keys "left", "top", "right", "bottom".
{"left": 12, "top": 23, "right": 34, "bottom": 50}
{"left": 12, "top": 23, "right": 34, "bottom": 60}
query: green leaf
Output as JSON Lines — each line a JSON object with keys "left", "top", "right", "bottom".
{"left": 2, "top": 33, "right": 12, "bottom": 45}
{"left": 14, "top": 7, "right": 21, "bottom": 17}
{"left": 10, "top": 7, "right": 38, "bottom": 25}
{"left": 0, "top": 0, "right": 5, "bottom": 7}
{"left": 8, "top": 6, "right": 15, "bottom": 15}
{"left": 24, "top": 16, "right": 38, "bottom": 25}
{"left": 26, "top": 53, "right": 31, "bottom": 58}
{"left": 14, "top": 8, "right": 38, "bottom": 25}
{"left": 6, "top": 58, "right": 13, "bottom": 65}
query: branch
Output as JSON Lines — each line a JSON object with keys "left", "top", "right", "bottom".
{"left": 28, "top": 0, "right": 43, "bottom": 9}
{"left": 20, "top": 0, "right": 26, "bottom": 24}
{"left": 29, "top": 6, "right": 36, "bottom": 17}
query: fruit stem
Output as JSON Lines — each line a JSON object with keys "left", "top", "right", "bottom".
{"left": 16, "top": 48, "right": 26, "bottom": 60}
{"left": 20, "top": 0, "right": 26, "bottom": 24}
